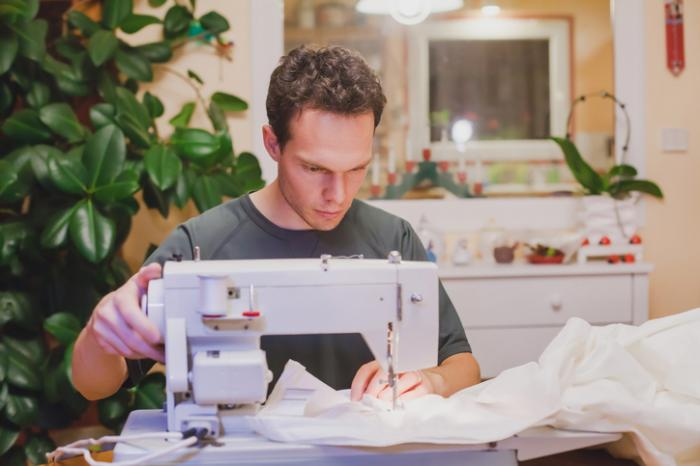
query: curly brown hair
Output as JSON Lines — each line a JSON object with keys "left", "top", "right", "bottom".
{"left": 266, "top": 45, "right": 387, "bottom": 150}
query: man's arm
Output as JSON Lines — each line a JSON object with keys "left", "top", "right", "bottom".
{"left": 350, "top": 352, "right": 480, "bottom": 402}
{"left": 72, "top": 264, "right": 164, "bottom": 400}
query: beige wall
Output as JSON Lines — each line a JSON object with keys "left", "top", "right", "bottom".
{"left": 642, "top": 0, "right": 700, "bottom": 318}
{"left": 121, "top": 1, "right": 255, "bottom": 271}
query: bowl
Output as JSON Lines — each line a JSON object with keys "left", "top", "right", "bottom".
{"left": 526, "top": 254, "right": 564, "bottom": 265}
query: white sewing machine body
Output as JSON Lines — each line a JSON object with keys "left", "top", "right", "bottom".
{"left": 143, "top": 255, "right": 439, "bottom": 436}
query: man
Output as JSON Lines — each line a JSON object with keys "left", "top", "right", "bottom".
{"left": 72, "top": 45, "right": 480, "bottom": 404}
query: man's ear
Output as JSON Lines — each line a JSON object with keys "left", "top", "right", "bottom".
{"left": 262, "top": 125, "right": 282, "bottom": 162}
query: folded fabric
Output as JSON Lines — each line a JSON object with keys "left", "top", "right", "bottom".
{"left": 247, "top": 308, "right": 700, "bottom": 466}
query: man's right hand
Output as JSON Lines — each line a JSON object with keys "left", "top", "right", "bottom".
{"left": 85, "top": 262, "right": 165, "bottom": 363}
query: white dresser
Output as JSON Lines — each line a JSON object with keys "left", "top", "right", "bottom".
{"left": 439, "top": 263, "right": 652, "bottom": 378}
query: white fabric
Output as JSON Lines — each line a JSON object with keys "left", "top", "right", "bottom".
{"left": 247, "top": 308, "right": 700, "bottom": 466}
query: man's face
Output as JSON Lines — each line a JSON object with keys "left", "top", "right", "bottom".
{"left": 270, "top": 109, "right": 374, "bottom": 231}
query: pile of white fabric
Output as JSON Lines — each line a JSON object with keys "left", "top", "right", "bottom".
{"left": 248, "top": 308, "right": 700, "bottom": 466}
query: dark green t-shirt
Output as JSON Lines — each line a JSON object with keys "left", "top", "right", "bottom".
{"left": 128, "top": 195, "right": 471, "bottom": 390}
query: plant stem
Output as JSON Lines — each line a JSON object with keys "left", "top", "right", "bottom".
{"left": 159, "top": 66, "right": 213, "bottom": 132}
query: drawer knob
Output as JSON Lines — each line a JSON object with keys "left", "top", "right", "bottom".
{"left": 549, "top": 294, "right": 563, "bottom": 311}
{"left": 410, "top": 293, "right": 424, "bottom": 303}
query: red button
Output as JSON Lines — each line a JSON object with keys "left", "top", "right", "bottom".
{"left": 242, "top": 310, "right": 260, "bottom": 317}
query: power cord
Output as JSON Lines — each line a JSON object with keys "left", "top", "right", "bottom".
{"left": 46, "top": 428, "right": 210, "bottom": 466}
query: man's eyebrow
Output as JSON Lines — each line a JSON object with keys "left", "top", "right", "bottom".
{"left": 298, "top": 157, "right": 372, "bottom": 172}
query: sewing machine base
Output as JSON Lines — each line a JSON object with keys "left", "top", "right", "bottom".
{"left": 114, "top": 410, "right": 621, "bottom": 466}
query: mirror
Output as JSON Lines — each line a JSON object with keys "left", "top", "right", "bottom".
{"left": 283, "top": 0, "right": 615, "bottom": 198}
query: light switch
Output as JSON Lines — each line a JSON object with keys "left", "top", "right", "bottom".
{"left": 661, "top": 128, "right": 689, "bottom": 152}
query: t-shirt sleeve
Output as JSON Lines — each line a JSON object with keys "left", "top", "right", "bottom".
{"left": 398, "top": 219, "right": 472, "bottom": 364}
{"left": 125, "top": 225, "right": 195, "bottom": 387}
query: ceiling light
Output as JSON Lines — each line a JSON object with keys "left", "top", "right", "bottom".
{"left": 356, "top": 0, "right": 464, "bottom": 25}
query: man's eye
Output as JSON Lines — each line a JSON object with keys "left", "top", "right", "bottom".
{"left": 307, "top": 166, "right": 320, "bottom": 173}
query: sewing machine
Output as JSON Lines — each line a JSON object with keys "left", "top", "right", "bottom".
{"left": 137, "top": 252, "right": 437, "bottom": 436}
{"left": 114, "top": 253, "right": 620, "bottom": 465}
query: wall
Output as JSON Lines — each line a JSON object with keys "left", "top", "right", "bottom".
{"left": 120, "top": 1, "right": 255, "bottom": 271}
{"left": 643, "top": 0, "right": 700, "bottom": 318}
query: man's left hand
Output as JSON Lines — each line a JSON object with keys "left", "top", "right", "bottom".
{"left": 350, "top": 360, "right": 441, "bottom": 402}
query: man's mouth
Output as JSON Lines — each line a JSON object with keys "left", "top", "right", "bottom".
{"left": 315, "top": 210, "right": 342, "bottom": 219}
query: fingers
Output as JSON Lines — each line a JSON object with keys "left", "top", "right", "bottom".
{"left": 92, "top": 300, "right": 164, "bottom": 362}
{"left": 377, "top": 371, "right": 423, "bottom": 401}
{"left": 132, "top": 263, "right": 162, "bottom": 295}
{"left": 364, "top": 367, "right": 388, "bottom": 398}
{"left": 350, "top": 361, "right": 380, "bottom": 401}
{"left": 397, "top": 384, "right": 430, "bottom": 402}
{"left": 113, "top": 288, "right": 161, "bottom": 345}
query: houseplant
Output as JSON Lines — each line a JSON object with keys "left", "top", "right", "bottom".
{"left": 0, "top": 0, "right": 264, "bottom": 463}
{"left": 551, "top": 136, "right": 663, "bottom": 240}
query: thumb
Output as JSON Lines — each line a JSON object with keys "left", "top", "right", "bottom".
{"left": 133, "top": 262, "right": 162, "bottom": 294}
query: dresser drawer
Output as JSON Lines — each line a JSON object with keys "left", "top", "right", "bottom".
{"left": 443, "top": 275, "right": 632, "bottom": 328}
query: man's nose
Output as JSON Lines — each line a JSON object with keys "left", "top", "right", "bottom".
{"left": 324, "top": 173, "right": 345, "bottom": 205}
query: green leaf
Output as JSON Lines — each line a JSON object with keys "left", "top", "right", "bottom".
{"left": 89, "top": 103, "right": 116, "bottom": 128}
{"left": 607, "top": 164, "right": 638, "bottom": 179}
{"left": 207, "top": 101, "right": 228, "bottom": 132}
{"left": 0, "top": 147, "right": 33, "bottom": 202}
{"left": 199, "top": 11, "right": 229, "bottom": 34}
{"left": 87, "top": 29, "right": 118, "bottom": 66}
{"left": 0, "top": 383, "right": 7, "bottom": 414}
{"left": 0, "top": 81, "right": 14, "bottom": 116}
{"left": 173, "top": 171, "right": 189, "bottom": 208}
{"left": 0, "top": 0, "right": 38, "bottom": 23}
{"left": 550, "top": 136, "right": 604, "bottom": 195}
{"left": 191, "top": 174, "right": 221, "bottom": 212}
{"left": 66, "top": 10, "right": 101, "bottom": 37}
{"left": 211, "top": 92, "right": 248, "bottom": 112}
{"left": 114, "top": 86, "right": 150, "bottom": 130}
{"left": 93, "top": 170, "right": 139, "bottom": 203}
{"left": 608, "top": 179, "right": 664, "bottom": 199}
{"left": 44, "top": 312, "right": 81, "bottom": 346}
{"left": 48, "top": 153, "right": 88, "bottom": 194}
{"left": 115, "top": 113, "right": 151, "bottom": 148}
{"left": 135, "top": 41, "right": 172, "bottom": 63}
{"left": 69, "top": 200, "right": 116, "bottom": 263}
{"left": 0, "top": 28, "right": 18, "bottom": 75}
{"left": 0, "top": 161, "right": 18, "bottom": 200}
{"left": 97, "top": 388, "right": 130, "bottom": 431}
{"left": 23, "top": 433, "right": 54, "bottom": 466}
{"left": 6, "top": 345, "right": 41, "bottom": 391}
{"left": 83, "top": 124, "right": 126, "bottom": 188}
{"left": 142, "top": 176, "right": 172, "bottom": 217}
{"left": 97, "top": 69, "right": 117, "bottom": 103}
{"left": 143, "top": 91, "right": 164, "bottom": 119}
{"left": 134, "top": 372, "right": 165, "bottom": 410}
{"left": 0, "top": 292, "right": 35, "bottom": 329}
{"left": 148, "top": 0, "right": 167, "bottom": 6}
{"left": 102, "top": 0, "right": 132, "bottom": 29}
{"left": 120, "top": 13, "right": 160, "bottom": 33}
{"left": 164, "top": 5, "right": 192, "bottom": 38}
{"left": 39, "top": 103, "right": 87, "bottom": 143}
{"left": 40, "top": 205, "right": 79, "bottom": 249}
{"left": 170, "top": 128, "right": 221, "bottom": 159}
{"left": 5, "top": 391, "right": 39, "bottom": 427}
{"left": 169, "top": 101, "right": 195, "bottom": 128}
{"left": 9, "top": 19, "right": 46, "bottom": 61}
{"left": 0, "top": 423, "right": 19, "bottom": 457}
{"left": 187, "top": 68, "right": 203, "bottom": 85}
{"left": 4, "top": 335, "right": 44, "bottom": 366}
{"left": 115, "top": 47, "right": 153, "bottom": 82}
{"left": 27, "top": 145, "right": 57, "bottom": 189}
{"left": 0, "top": 350, "right": 6, "bottom": 384}
{"left": 235, "top": 152, "right": 264, "bottom": 191}
{"left": 1, "top": 108, "right": 52, "bottom": 142}
{"left": 145, "top": 145, "right": 181, "bottom": 190}
{"left": 25, "top": 81, "right": 49, "bottom": 108}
